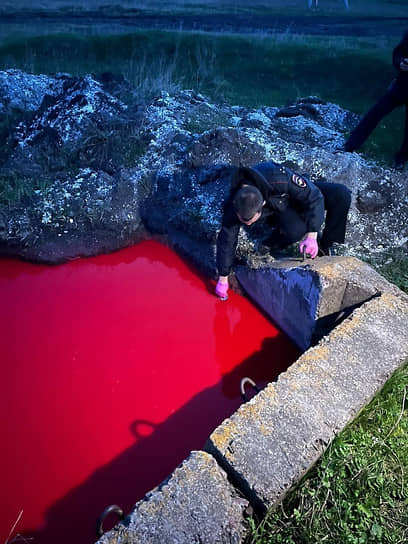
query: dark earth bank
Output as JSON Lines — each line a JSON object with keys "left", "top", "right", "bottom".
{"left": 0, "top": 11, "right": 407, "bottom": 38}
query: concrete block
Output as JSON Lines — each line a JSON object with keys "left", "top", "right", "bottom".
{"left": 235, "top": 263, "right": 322, "bottom": 350}
{"left": 205, "top": 293, "right": 408, "bottom": 512}
{"left": 235, "top": 256, "right": 407, "bottom": 350}
{"left": 96, "top": 451, "right": 248, "bottom": 544}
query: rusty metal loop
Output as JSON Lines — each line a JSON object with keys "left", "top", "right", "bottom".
{"left": 240, "top": 377, "right": 260, "bottom": 402}
{"left": 96, "top": 504, "right": 125, "bottom": 537}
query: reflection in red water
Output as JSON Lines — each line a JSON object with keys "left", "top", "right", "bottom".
{"left": 0, "top": 240, "right": 299, "bottom": 544}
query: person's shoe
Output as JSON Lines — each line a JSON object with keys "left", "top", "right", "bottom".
{"left": 392, "top": 157, "right": 407, "bottom": 171}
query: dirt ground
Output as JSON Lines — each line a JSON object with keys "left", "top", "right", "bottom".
{"left": 0, "top": 10, "right": 406, "bottom": 38}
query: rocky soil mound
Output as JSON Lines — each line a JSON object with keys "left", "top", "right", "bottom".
{"left": 0, "top": 69, "right": 406, "bottom": 274}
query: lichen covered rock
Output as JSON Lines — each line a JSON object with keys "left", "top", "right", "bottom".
{"left": 0, "top": 70, "right": 407, "bottom": 267}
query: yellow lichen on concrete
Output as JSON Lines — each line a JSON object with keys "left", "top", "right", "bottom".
{"left": 240, "top": 400, "right": 272, "bottom": 425}
{"left": 209, "top": 419, "right": 239, "bottom": 451}
{"left": 259, "top": 422, "right": 273, "bottom": 436}
{"left": 255, "top": 384, "right": 280, "bottom": 406}
{"left": 328, "top": 313, "right": 362, "bottom": 341}
{"left": 376, "top": 292, "right": 408, "bottom": 313}
{"left": 313, "top": 257, "right": 363, "bottom": 282}
{"left": 316, "top": 257, "right": 364, "bottom": 288}
{"left": 329, "top": 293, "right": 408, "bottom": 343}
{"left": 283, "top": 367, "right": 334, "bottom": 397}
{"left": 179, "top": 453, "right": 223, "bottom": 482}
{"left": 288, "top": 345, "right": 330, "bottom": 371}
{"left": 272, "top": 347, "right": 337, "bottom": 397}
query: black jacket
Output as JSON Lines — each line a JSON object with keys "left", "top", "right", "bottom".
{"left": 393, "top": 31, "right": 408, "bottom": 90}
{"left": 216, "top": 161, "right": 324, "bottom": 276}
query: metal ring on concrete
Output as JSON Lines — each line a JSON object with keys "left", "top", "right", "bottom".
{"left": 240, "top": 377, "right": 260, "bottom": 402}
{"left": 96, "top": 504, "right": 125, "bottom": 537}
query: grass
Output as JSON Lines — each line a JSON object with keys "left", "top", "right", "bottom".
{"left": 379, "top": 258, "right": 408, "bottom": 294}
{"left": 0, "top": 29, "right": 402, "bottom": 164}
{"left": 1, "top": 0, "right": 407, "bottom": 17}
{"left": 0, "top": 29, "right": 404, "bottom": 201}
{"left": 0, "top": 34, "right": 397, "bottom": 106}
{"left": 0, "top": 173, "right": 52, "bottom": 205}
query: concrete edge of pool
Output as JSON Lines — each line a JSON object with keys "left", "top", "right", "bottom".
{"left": 96, "top": 256, "right": 408, "bottom": 544}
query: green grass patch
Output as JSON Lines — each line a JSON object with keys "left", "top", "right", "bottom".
{"left": 0, "top": 31, "right": 394, "bottom": 109}
{"left": 248, "top": 362, "right": 408, "bottom": 544}
{"left": 379, "top": 258, "right": 408, "bottom": 294}
{"left": 0, "top": 173, "right": 53, "bottom": 205}
{"left": 2, "top": 0, "right": 407, "bottom": 17}
{"left": 0, "top": 30, "right": 401, "bottom": 162}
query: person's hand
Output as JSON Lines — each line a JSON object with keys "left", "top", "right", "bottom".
{"left": 215, "top": 277, "right": 229, "bottom": 300}
{"left": 400, "top": 58, "right": 408, "bottom": 71}
{"left": 299, "top": 236, "right": 318, "bottom": 259}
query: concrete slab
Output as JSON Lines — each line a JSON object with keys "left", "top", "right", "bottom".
{"left": 96, "top": 451, "right": 248, "bottom": 544}
{"left": 205, "top": 292, "right": 408, "bottom": 512}
{"left": 235, "top": 256, "right": 407, "bottom": 350}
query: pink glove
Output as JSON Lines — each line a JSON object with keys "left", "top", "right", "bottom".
{"left": 299, "top": 237, "right": 318, "bottom": 259}
{"left": 215, "top": 279, "right": 229, "bottom": 301}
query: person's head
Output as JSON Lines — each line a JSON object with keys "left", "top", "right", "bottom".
{"left": 233, "top": 185, "right": 264, "bottom": 225}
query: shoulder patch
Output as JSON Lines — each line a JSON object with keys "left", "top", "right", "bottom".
{"left": 291, "top": 173, "right": 307, "bottom": 188}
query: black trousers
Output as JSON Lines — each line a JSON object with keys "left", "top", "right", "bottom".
{"left": 270, "top": 182, "right": 351, "bottom": 248}
{"left": 345, "top": 81, "right": 408, "bottom": 161}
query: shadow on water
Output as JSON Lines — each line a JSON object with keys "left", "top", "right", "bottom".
{"left": 17, "top": 332, "right": 299, "bottom": 544}
{"left": 214, "top": 299, "right": 298, "bottom": 398}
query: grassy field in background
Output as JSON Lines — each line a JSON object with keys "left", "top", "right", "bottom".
{"left": 1, "top": 0, "right": 407, "bottom": 17}
{"left": 0, "top": 30, "right": 403, "bottom": 163}
{"left": 0, "top": 31, "right": 393, "bottom": 105}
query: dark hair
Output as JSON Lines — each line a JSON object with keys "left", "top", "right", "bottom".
{"left": 233, "top": 186, "right": 264, "bottom": 221}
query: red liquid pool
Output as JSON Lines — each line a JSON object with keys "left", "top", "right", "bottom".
{"left": 0, "top": 240, "right": 299, "bottom": 544}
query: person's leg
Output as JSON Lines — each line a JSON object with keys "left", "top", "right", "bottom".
{"left": 394, "top": 102, "right": 408, "bottom": 167}
{"left": 345, "top": 87, "right": 401, "bottom": 152}
{"left": 315, "top": 182, "right": 351, "bottom": 250}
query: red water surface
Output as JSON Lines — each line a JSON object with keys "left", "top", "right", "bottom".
{"left": 0, "top": 240, "right": 299, "bottom": 544}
